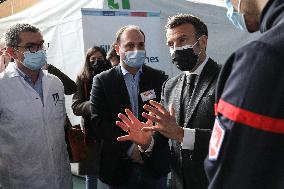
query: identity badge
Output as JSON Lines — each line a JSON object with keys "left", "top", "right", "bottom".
{"left": 208, "top": 118, "right": 225, "bottom": 161}
{"left": 140, "top": 89, "right": 156, "bottom": 102}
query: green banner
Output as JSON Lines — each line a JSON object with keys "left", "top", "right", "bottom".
{"left": 107, "top": 0, "right": 130, "bottom": 9}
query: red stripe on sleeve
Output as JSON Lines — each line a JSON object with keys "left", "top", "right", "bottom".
{"left": 217, "top": 99, "right": 284, "bottom": 134}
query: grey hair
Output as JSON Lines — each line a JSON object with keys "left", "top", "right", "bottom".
{"left": 5, "top": 23, "right": 40, "bottom": 48}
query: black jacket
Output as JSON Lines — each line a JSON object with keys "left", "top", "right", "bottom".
{"left": 205, "top": 1, "right": 284, "bottom": 188}
{"left": 90, "top": 64, "right": 170, "bottom": 185}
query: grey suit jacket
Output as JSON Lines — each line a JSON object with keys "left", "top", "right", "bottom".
{"left": 160, "top": 58, "right": 221, "bottom": 189}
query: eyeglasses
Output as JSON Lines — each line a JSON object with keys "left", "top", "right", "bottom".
{"left": 16, "top": 41, "right": 50, "bottom": 53}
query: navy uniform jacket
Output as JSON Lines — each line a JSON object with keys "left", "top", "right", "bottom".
{"left": 205, "top": 0, "right": 284, "bottom": 188}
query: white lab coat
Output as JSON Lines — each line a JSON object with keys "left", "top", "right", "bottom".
{"left": 0, "top": 64, "right": 72, "bottom": 189}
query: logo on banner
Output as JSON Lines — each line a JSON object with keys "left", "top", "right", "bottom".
{"left": 107, "top": 0, "right": 130, "bottom": 9}
{"left": 209, "top": 118, "right": 225, "bottom": 160}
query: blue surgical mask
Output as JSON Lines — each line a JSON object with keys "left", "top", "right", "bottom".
{"left": 123, "top": 50, "right": 145, "bottom": 68}
{"left": 22, "top": 50, "right": 47, "bottom": 70}
{"left": 225, "top": 0, "right": 248, "bottom": 32}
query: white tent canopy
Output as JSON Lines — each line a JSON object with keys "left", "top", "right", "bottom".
{"left": 0, "top": 0, "right": 260, "bottom": 77}
{"left": 0, "top": 0, "right": 259, "bottom": 124}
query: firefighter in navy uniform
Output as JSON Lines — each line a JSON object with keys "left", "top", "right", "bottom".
{"left": 204, "top": 0, "right": 284, "bottom": 188}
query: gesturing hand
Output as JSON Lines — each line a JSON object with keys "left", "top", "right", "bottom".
{"left": 116, "top": 109, "right": 153, "bottom": 149}
{"left": 142, "top": 100, "right": 184, "bottom": 142}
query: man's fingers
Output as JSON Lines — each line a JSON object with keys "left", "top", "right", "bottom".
{"left": 118, "top": 113, "right": 132, "bottom": 126}
{"left": 125, "top": 109, "right": 138, "bottom": 123}
{"left": 144, "top": 112, "right": 154, "bottom": 126}
{"left": 143, "top": 104, "right": 164, "bottom": 118}
{"left": 169, "top": 103, "right": 175, "bottom": 116}
{"left": 145, "top": 118, "right": 153, "bottom": 127}
{"left": 142, "top": 112, "right": 160, "bottom": 123}
{"left": 141, "top": 125, "right": 161, "bottom": 132}
{"left": 116, "top": 121, "right": 130, "bottom": 132}
{"left": 117, "top": 135, "right": 131, "bottom": 142}
{"left": 149, "top": 100, "right": 167, "bottom": 114}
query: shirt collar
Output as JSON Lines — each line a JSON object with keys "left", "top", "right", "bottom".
{"left": 15, "top": 64, "right": 44, "bottom": 83}
{"left": 4, "top": 63, "right": 45, "bottom": 80}
{"left": 120, "top": 63, "right": 143, "bottom": 76}
{"left": 185, "top": 55, "right": 209, "bottom": 76}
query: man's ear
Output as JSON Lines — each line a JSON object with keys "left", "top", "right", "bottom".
{"left": 6, "top": 47, "right": 17, "bottom": 60}
{"left": 199, "top": 35, "right": 208, "bottom": 51}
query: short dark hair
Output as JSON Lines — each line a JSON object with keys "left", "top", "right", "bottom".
{"left": 166, "top": 14, "right": 208, "bottom": 38}
{"left": 115, "top": 25, "right": 145, "bottom": 44}
{"left": 5, "top": 23, "right": 40, "bottom": 48}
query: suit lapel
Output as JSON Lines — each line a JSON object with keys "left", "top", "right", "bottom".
{"left": 184, "top": 58, "right": 218, "bottom": 127}
{"left": 174, "top": 73, "right": 186, "bottom": 126}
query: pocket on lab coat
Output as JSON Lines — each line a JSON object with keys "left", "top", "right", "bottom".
{"left": 8, "top": 155, "right": 46, "bottom": 188}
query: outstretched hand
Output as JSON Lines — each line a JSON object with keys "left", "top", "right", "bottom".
{"left": 142, "top": 100, "right": 184, "bottom": 142}
{"left": 116, "top": 109, "right": 153, "bottom": 149}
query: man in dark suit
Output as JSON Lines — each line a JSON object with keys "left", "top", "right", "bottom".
{"left": 116, "top": 14, "right": 221, "bottom": 189}
{"left": 90, "top": 25, "right": 170, "bottom": 189}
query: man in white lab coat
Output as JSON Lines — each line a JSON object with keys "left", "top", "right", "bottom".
{"left": 0, "top": 23, "right": 72, "bottom": 189}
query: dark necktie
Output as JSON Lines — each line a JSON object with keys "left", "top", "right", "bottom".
{"left": 186, "top": 74, "right": 197, "bottom": 98}
{"left": 181, "top": 74, "right": 197, "bottom": 124}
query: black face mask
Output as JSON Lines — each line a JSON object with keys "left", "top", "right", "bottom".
{"left": 171, "top": 47, "right": 198, "bottom": 71}
{"left": 90, "top": 60, "right": 110, "bottom": 75}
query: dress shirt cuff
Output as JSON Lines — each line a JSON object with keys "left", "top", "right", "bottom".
{"left": 138, "top": 136, "right": 154, "bottom": 154}
{"left": 181, "top": 128, "right": 195, "bottom": 150}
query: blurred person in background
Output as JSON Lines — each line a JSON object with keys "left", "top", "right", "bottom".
{"left": 72, "top": 46, "right": 111, "bottom": 189}
{"left": 43, "top": 63, "right": 77, "bottom": 95}
{"left": 106, "top": 45, "right": 120, "bottom": 67}
{"left": 0, "top": 34, "right": 12, "bottom": 72}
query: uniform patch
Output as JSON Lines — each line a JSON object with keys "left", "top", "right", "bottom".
{"left": 209, "top": 118, "right": 225, "bottom": 160}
